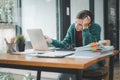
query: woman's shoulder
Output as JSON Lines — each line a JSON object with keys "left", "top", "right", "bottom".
{"left": 91, "top": 23, "right": 101, "bottom": 27}
{"left": 70, "top": 23, "right": 75, "bottom": 27}
{"left": 90, "top": 23, "right": 101, "bottom": 29}
{"left": 66, "top": 23, "right": 76, "bottom": 33}
{"left": 89, "top": 23, "right": 101, "bottom": 32}
{"left": 68, "top": 23, "right": 75, "bottom": 29}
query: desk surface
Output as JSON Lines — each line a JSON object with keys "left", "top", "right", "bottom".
{"left": 0, "top": 53, "right": 111, "bottom": 70}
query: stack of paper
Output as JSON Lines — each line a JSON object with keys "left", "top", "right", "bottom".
{"left": 68, "top": 45, "right": 114, "bottom": 59}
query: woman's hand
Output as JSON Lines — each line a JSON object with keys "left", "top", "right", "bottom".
{"left": 82, "top": 16, "right": 91, "bottom": 29}
{"left": 44, "top": 35, "right": 52, "bottom": 43}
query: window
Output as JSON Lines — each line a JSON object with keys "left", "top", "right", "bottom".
{"left": 0, "top": 0, "right": 15, "bottom": 23}
{"left": 22, "top": 0, "right": 57, "bottom": 41}
{"left": 0, "top": 0, "right": 17, "bottom": 53}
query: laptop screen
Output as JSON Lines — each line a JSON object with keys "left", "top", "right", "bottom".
{"left": 27, "top": 29, "right": 49, "bottom": 51}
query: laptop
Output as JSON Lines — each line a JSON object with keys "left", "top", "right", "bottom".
{"left": 27, "top": 28, "right": 49, "bottom": 51}
{"left": 27, "top": 28, "right": 75, "bottom": 51}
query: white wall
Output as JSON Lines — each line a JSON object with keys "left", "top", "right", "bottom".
{"left": 22, "top": 0, "right": 56, "bottom": 41}
{"left": 71, "top": 0, "right": 89, "bottom": 23}
{"left": 94, "top": 0, "right": 104, "bottom": 40}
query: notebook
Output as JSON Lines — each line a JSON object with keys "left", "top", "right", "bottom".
{"left": 27, "top": 28, "right": 49, "bottom": 51}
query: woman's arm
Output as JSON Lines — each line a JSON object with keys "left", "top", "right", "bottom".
{"left": 82, "top": 23, "right": 101, "bottom": 46}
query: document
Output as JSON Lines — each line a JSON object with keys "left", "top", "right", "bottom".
{"left": 75, "top": 45, "right": 114, "bottom": 52}
{"left": 67, "top": 45, "right": 114, "bottom": 58}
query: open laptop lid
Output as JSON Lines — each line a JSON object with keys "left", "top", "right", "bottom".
{"left": 27, "top": 28, "right": 49, "bottom": 51}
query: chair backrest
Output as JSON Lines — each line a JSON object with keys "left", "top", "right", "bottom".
{"left": 100, "top": 40, "right": 111, "bottom": 46}
{"left": 82, "top": 40, "right": 111, "bottom": 80}
{"left": 100, "top": 40, "right": 110, "bottom": 65}
{"left": 113, "top": 50, "right": 120, "bottom": 55}
{"left": 83, "top": 40, "right": 119, "bottom": 80}
{"left": 101, "top": 40, "right": 111, "bottom": 80}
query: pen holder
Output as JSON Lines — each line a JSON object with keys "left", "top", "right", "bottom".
{"left": 6, "top": 43, "right": 16, "bottom": 54}
{"left": 4, "top": 37, "right": 16, "bottom": 54}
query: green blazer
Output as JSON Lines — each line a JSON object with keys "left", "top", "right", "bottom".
{"left": 52, "top": 23, "right": 101, "bottom": 48}
{"left": 51, "top": 23, "right": 105, "bottom": 70}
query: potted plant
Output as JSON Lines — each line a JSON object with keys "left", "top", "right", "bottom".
{"left": 16, "top": 35, "right": 25, "bottom": 51}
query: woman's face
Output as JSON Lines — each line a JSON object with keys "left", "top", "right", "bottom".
{"left": 75, "top": 18, "right": 83, "bottom": 31}
{"left": 75, "top": 16, "right": 91, "bottom": 31}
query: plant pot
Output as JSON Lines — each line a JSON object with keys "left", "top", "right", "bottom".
{"left": 18, "top": 43, "right": 25, "bottom": 51}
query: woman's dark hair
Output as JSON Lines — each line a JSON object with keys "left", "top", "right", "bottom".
{"left": 76, "top": 10, "right": 94, "bottom": 23}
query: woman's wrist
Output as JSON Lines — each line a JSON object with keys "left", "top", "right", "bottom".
{"left": 83, "top": 26, "right": 89, "bottom": 29}
{"left": 83, "top": 23, "right": 90, "bottom": 29}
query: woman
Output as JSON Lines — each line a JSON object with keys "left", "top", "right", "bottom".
{"left": 45, "top": 10, "right": 101, "bottom": 49}
{"left": 45, "top": 10, "right": 104, "bottom": 80}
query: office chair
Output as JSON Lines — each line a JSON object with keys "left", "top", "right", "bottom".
{"left": 82, "top": 40, "right": 111, "bottom": 80}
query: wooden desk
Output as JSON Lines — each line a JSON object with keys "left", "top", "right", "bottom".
{"left": 0, "top": 52, "right": 115, "bottom": 80}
